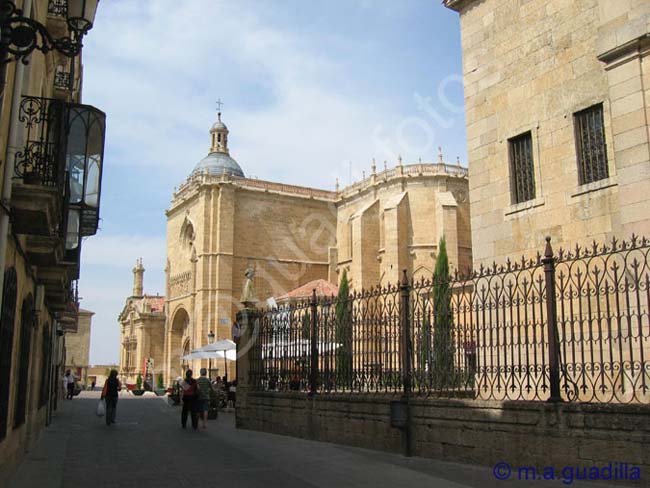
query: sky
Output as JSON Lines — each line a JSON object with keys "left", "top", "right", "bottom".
{"left": 79, "top": 0, "right": 466, "bottom": 365}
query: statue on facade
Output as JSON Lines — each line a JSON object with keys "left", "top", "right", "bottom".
{"left": 240, "top": 267, "right": 258, "bottom": 306}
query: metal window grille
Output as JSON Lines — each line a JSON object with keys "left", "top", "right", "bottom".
{"left": 0, "top": 268, "right": 17, "bottom": 441}
{"left": 39, "top": 324, "right": 52, "bottom": 408}
{"left": 508, "top": 132, "right": 536, "bottom": 204}
{"left": 14, "top": 295, "right": 35, "bottom": 428}
{"left": 48, "top": 0, "right": 67, "bottom": 18}
{"left": 54, "top": 67, "right": 71, "bottom": 91}
{"left": 574, "top": 104, "right": 608, "bottom": 185}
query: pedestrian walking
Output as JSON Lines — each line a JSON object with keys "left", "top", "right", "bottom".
{"left": 197, "top": 368, "right": 213, "bottom": 429}
{"left": 228, "top": 380, "right": 237, "bottom": 409}
{"left": 91, "top": 380, "right": 96, "bottom": 391}
{"left": 101, "top": 369, "right": 121, "bottom": 426}
{"left": 64, "top": 370, "right": 74, "bottom": 400}
{"left": 180, "top": 369, "right": 199, "bottom": 430}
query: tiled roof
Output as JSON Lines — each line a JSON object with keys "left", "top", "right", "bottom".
{"left": 277, "top": 279, "right": 338, "bottom": 301}
{"left": 144, "top": 295, "right": 165, "bottom": 313}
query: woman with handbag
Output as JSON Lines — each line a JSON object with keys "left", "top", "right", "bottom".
{"left": 180, "top": 369, "right": 199, "bottom": 430}
{"left": 101, "top": 370, "right": 121, "bottom": 426}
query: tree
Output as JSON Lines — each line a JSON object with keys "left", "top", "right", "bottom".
{"left": 156, "top": 373, "right": 164, "bottom": 389}
{"left": 418, "top": 314, "right": 432, "bottom": 382}
{"left": 335, "top": 270, "right": 353, "bottom": 388}
{"left": 136, "top": 373, "right": 143, "bottom": 390}
{"left": 431, "top": 237, "right": 456, "bottom": 389}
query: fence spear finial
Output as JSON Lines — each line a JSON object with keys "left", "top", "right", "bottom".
{"left": 544, "top": 236, "right": 553, "bottom": 259}
{"left": 401, "top": 269, "right": 409, "bottom": 287}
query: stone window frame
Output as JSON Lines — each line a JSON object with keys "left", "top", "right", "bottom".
{"left": 508, "top": 131, "right": 536, "bottom": 204}
{"left": 179, "top": 217, "right": 195, "bottom": 251}
{"left": 573, "top": 103, "right": 609, "bottom": 185}
{"left": 504, "top": 124, "right": 545, "bottom": 216}
{"left": 568, "top": 99, "right": 618, "bottom": 199}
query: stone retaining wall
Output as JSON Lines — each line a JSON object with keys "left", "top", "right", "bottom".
{"left": 237, "top": 392, "right": 650, "bottom": 484}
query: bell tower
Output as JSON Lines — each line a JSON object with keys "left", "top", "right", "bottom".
{"left": 132, "top": 258, "right": 144, "bottom": 297}
{"left": 209, "top": 99, "right": 229, "bottom": 154}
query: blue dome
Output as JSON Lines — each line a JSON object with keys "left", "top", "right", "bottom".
{"left": 192, "top": 152, "right": 244, "bottom": 178}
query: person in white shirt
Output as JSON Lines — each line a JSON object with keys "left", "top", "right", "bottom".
{"left": 63, "top": 370, "right": 74, "bottom": 399}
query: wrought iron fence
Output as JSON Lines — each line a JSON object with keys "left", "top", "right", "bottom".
{"left": 249, "top": 235, "right": 650, "bottom": 404}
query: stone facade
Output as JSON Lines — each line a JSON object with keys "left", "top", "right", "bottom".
{"left": 86, "top": 364, "right": 119, "bottom": 390}
{"left": 0, "top": 1, "right": 104, "bottom": 483}
{"left": 334, "top": 160, "right": 471, "bottom": 289}
{"left": 63, "top": 309, "right": 94, "bottom": 387}
{"left": 159, "top": 115, "right": 472, "bottom": 384}
{"left": 165, "top": 171, "right": 337, "bottom": 383}
{"left": 238, "top": 391, "right": 650, "bottom": 483}
{"left": 444, "top": 0, "right": 650, "bottom": 265}
{"left": 117, "top": 260, "right": 165, "bottom": 385}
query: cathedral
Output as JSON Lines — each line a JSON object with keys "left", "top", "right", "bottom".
{"left": 118, "top": 111, "right": 471, "bottom": 385}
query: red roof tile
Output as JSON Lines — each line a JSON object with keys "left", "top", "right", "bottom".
{"left": 144, "top": 295, "right": 165, "bottom": 313}
{"left": 277, "top": 279, "right": 338, "bottom": 301}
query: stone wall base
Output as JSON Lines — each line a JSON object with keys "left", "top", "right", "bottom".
{"left": 237, "top": 392, "right": 650, "bottom": 486}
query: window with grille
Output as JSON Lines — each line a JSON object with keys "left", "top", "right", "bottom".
{"left": 508, "top": 131, "right": 536, "bottom": 204}
{"left": 39, "top": 324, "right": 51, "bottom": 408}
{"left": 14, "top": 295, "right": 34, "bottom": 428}
{"left": 0, "top": 268, "right": 17, "bottom": 441}
{"left": 574, "top": 104, "right": 608, "bottom": 185}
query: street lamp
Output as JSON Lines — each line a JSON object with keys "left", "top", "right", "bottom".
{"left": 0, "top": 0, "right": 99, "bottom": 64}
{"left": 207, "top": 330, "right": 215, "bottom": 380}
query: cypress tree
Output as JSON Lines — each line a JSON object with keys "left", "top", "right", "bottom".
{"left": 432, "top": 236, "right": 455, "bottom": 389}
{"left": 335, "top": 270, "right": 352, "bottom": 389}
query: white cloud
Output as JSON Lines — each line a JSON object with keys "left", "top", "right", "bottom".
{"left": 81, "top": 1, "right": 424, "bottom": 186}
{"left": 82, "top": 234, "right": 166, "bottom": 269}
{"left": 79, "top": 0, "right": 463, "bottom": 364}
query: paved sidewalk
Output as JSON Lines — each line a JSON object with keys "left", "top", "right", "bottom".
{"left": 7, "top": 391, "right": 623, "bottom": 488}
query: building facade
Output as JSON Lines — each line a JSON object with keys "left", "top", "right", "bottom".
{"left": 117, "top": 260, "right": 165, "bottom": 385}
{"left": 333, "top": 157, "right": 471, "bottom": 289}
{"left": 444, "top": 0, "right": 650, "bottom": 264}
{"left": 0, "top": 1, "right": 105, "bottom": 483}
{"left": 63, "top": 309, "right": 94, "bottom": 387}
{"left": 156, "top": 113, "right": 471, "bottom": 384}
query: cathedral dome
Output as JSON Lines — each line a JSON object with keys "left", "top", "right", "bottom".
{"left": 192, "top": 152, "right": 244, "bottom": 177}
{"left": 191, "top": 109, "right": 244, "bottom": 178}
{"left": 211, "top": 119, "right": 227, "bottom": 131}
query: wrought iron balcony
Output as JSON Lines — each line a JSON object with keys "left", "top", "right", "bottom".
{"left": 13, "top": 95, "right": 105, "bottom": 240}
{"left": 12, "top": 95, "right": 104, "bottom": 313}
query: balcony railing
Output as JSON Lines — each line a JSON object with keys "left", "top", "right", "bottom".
{"left": 15, "top": 96, "right": 67, "bottom": 188}
{"left": 14, "top": 95, "right": 106, "bottom": 239}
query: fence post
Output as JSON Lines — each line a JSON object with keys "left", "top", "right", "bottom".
{"left": 542, "top": 237, "right": 562, "bottom": 402}
{"left": 400, "top": 269, "right": 412, "bottom": 456}
{"left": 309, "top": 289, "right": 318, "bottom": 396}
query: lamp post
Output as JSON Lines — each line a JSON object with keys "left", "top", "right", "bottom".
{"left": 207, "top": 330, "right": 215, "bottom": 380}
{"left": 0, "top": 0, "right": 99, "bottom": 64}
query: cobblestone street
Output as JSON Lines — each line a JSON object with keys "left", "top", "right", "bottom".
{"left": 5, "top": 391, "right": 623, "bottom": 488}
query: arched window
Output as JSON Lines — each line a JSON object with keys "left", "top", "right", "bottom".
{"left": 179, "top": 217, "right": 195, "bottom": 250}
{"left": 14, "top": 294, "right": 35, "bottom": 428}
{"left": 39, "top": 323, "right": 51, "bottom": 408}
{"left": 0, "top": 268, "right": 17, "bottom": 441}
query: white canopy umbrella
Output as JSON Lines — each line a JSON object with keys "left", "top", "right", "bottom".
{"left": 180, "top": 350, "right": 214, "bottom": 360}
{"left": 181, "top": 349, "right": 237, "bottom": 361}
{"left": 195, "top": 339, "right": 237, "bottom": 380}
{"left": 198, "top": 339, "right": 236, "bottom": 353}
